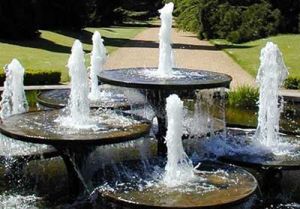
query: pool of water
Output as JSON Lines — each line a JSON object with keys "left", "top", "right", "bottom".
{"left": 0, "top": 90, "right": 300, "bottom": 208}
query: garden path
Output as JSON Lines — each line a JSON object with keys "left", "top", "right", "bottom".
{"left": 104, "top": 26, "right": 256, "bottom": 89}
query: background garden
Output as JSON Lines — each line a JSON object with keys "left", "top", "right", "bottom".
{"left": 0, "top": 0, "right": 299, "bottom": 88}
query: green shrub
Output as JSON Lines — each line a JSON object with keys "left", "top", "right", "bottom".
{"left": 284, "top": 77, "right": 300, "bottom": 89}
{"left": 228, "top": 86, "right": 259, "bottom": 109}
{"left": 0, "top": 70, "right": 61, "bottom": 86}
{"left": 175, "top": 0, "right": 201, "bottom": 33}
{"left": 174, "top": 0, "right": 281, "bottom": 43}
{"left": 228, "top": 2, "right": 281, "bottom": 43}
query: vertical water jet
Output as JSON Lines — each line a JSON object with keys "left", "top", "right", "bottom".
{"left": 157, "top": 2, "right": 174, "bottom": 77}
{"left": 0, "top": 59, "right": 28, "bottom": 119}
{"left": 88, "top": 31, "right": 107, "bottom": 101}
{"left": 163, "top": 94, "right": 194, "bottom": 187}
{"left": 255, "top": 42, "right": 288, "bottom": 147}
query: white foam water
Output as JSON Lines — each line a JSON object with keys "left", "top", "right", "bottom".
{"left": 0, "top": 59, "right": 28, "bottom": 119}
{"left": 157, "top": 3, "right": 174, "bottom": 78}
{"left": 255, "top": 42, "right": 289, "bottom": 151}
{"left": 0, "top": 193, "right": 42, "bottom": 209}
{"left": 163, "top": 94, "right": 196, "bottom": 187}
{"left": 88, "top": 31, "right": 107, "bottom": 101}
{"left": 56, "top": 40, "right": 92, "bottom": 129}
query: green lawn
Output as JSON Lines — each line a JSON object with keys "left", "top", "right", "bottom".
{"left": 0, "top": 26, "right": 145, "bottom": 83}
{"left": 211, "top": 34, "right": 300, "bottom": 78}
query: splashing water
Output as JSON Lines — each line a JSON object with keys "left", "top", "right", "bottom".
{"left": 0, "top": 193, "right": 42, "bottom": 209}
{"left": 157, "top": 2, "right": 174, "bottom": 78}
{"left": 56, "top": 40, "right": 91, "bottom": 129}
{"left": 163, "top": 94, "right": 195, "bottom": 187}
{"left": 255, "top": 42, "right": 288, "bottom": 148}
{"left": 88, "top": 31, "right": 107, "bottom": 101}
{"left": 0, "top": 59, "right": 28, "bottom": 119}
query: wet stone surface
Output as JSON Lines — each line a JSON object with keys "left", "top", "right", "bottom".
{"left": 99, "top": 68, "right": 232, "bottom": 90}
{"left": 0, "top": 109, "right": 151, "bottom": 146}
{"left": 95, "top": 159, "right": 257, "bottom": 208}
{"left": 37, "top": 85, "right": 145, "bottom": 110}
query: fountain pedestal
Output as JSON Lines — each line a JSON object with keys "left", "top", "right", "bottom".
{"left": 99, "top": 67, "right": 232, "bottom": 156}
{"left": 0, "top": 109, "right": 151, "bottom": 199}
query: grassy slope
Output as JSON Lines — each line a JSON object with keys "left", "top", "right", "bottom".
{"left": 211, "top": 34, "right": 300, "bottom": 78}
{"left": 0, "top": 26, "right": 145, "bottom": 82}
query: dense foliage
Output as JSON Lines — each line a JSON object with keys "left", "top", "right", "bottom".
{"left": 0, "top": 0, "right": 39, "bottom": 39}
{"left": 227, "top": 86, "right": 259, "bottom": 109}
{"left": 173, "top": 0, "right": 299, "bottom": 43}
{"left": 284, "top": 77, "right": 300, "bottom": 90}
{"left": 0, "top": 0, "right": 162, "bottom": 39}
{"left": 0, "top": 70, "right": 61, "bottom": 86}
{"left": 34, "top": 0, "right": 86, "bottom": 30}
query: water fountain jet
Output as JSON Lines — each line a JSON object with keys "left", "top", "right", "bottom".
{"left": 37, "top": 32, "right": 145, "bottom": 110}
{"left": 96, "top": 94, "right": 257, "bottom": 208}
{"left": 0, "top": 59, "right": 28, "bottom": 119}
{"left": 99, "top": 2, "right": 232, "bottom": 156}
{"left": 219, "top": 42, "right": 300, "bottom": 169}
{"left": 88, "top": 31, "right": 107, "bottom": 101}
{"left": 163, "top": 94, "right": 195, "bottom": 187}
{"left": 0, "top": 40, "right": 151, "bottom": 198}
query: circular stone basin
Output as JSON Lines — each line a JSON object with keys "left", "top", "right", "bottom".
{"left": 218, "top": 128, "right": 300, "bottom": 169}
{"left": 0, "top": 110, "right": 151, "bottom": 146}
{"left": 37, "top": 85, "right": 145, "bottom": 110}
{"left": 99, "top": 68, "right": 232, "bottom": 90}
{"left": 96, "top": 159, "right": 257, "bottom": 208}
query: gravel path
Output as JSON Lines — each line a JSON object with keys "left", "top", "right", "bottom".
{"left": 104, "top": 26, "right": 256, "bottom": 89}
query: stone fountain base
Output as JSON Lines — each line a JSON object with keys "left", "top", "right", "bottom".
{"left": 218, "top": 128, "right": 300, "bottom": 170}
{"left": 94, "top": 159, "right": 257, "bottom": 209}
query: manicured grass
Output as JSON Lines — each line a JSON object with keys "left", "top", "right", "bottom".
{"left": 0, "top": 26, "right": 145, "bottom": 83}
{"left": 211, "top": 34, "right": 300, "bottom": 78}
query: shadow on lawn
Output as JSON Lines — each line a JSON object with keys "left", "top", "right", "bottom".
{"left": 0, "top": 36, "right": 71, "bottom": 54}
{"left": 214, "top": 44, "right": 255, "bottom": 50}
{"left": 103, "top": 37, "right": 229, "bottom": 51}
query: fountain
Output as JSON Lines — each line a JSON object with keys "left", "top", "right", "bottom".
{"left": 217, "top": 42, "right": 300, "bottom": 170}
{"left": 2, "top": 3, "right": 300, "bottom": 208}
{"left": 0, "top": 40, "right": 151, "bottom": 198}
{"left": 99, "top": 3, "right": 232, "bottom": 156}
{"left": 0, "top": 59, "right": 28, "bottom": 119}
{"left": 158, "top": 2, "right": 173, "bottom": 77}
{"left": 88, "top": 31, "right": 107, "bottom": 101}
{"left": 0, "top": 59, "right": 56, "bottom": 162}
{"left": 37, "top": 31, "right": 145, "bottom": 110}
{"left": 96, "top": 94, "right": 257, "bottom": 208}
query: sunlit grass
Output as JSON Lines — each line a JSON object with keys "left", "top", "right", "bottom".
{"left": 0, "top": 26, "right": 145, "bottom": 83}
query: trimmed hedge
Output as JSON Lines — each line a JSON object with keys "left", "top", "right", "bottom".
{"left": 284, "top": 77, "right": 300, "bottom": 90}
{"left": 0, "top": 70, "right": 61, "bottom": 86}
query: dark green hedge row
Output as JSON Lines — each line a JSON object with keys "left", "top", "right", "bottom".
{"left": 0, "top": 0, "right": 162, "bottom": 40}
{"left": 172, "top": 0, "right": 300, "bottom": 43}
{"left": 0, "top": 70, "right": 61, "bottom": 86}
{"left": 284, "top": 77, "right": 300, "bottom": 90}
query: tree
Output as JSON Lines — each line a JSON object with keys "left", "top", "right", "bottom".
{"left": 0, "top": 0, "right": 38, "bottom": 39}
